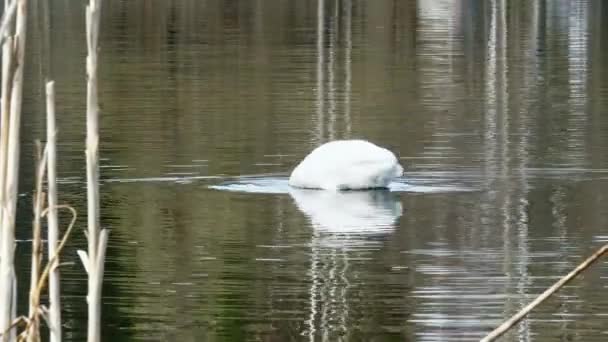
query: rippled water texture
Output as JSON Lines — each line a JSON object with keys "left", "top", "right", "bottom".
{"left": 13, "top": 0, "right": 608, "bottom": 341}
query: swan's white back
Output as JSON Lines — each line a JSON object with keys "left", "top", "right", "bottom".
{"left": 289, "top": 140, "right": 403, "bottom": 190}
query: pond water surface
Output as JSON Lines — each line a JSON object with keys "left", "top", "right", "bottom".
{"left": 13, "top": 0, "right": 608, "bottom": 341}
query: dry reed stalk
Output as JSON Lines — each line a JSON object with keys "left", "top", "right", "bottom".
{"left": 45, "top": 81, "right": 61, "bottom": 342}
{"left": 78, "top": 1, "right": 108, "bottom": 341}
{"left": 19, "top": 205, "right": 77, "bottom": 342}
{"left": 25, "top": 142, "right": 47, "bottom": 342}
{"left": 0, "top": 0, "right": 18, "bottom": 257}
{"left": 0, "top": 37, "right": 13, "bottom": 241}
{"left": 0, "top": 0, "right": 28, "bottom": 340}
{"left": 0, "top": 317, "right": 25, "bottom": 342}
{"left": 0, "top": 0, "right": 17, "bottom": 45}
{"left": 84, "top": 0, "right": 101, "bottom": 274}
{"left": 481, "top": 244, "right": 608, "bottom": 342}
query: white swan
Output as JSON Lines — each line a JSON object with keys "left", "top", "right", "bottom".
{"left": 289, "top": 140, "right": 403, "bottom": 190}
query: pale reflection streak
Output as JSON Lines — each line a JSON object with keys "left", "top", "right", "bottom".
{"left": 483, "top": 1, "right": 533, "bottom": 340}
{"left": 327, "top": 0, "right": 338, "bottom": 141}
{"left": 343, "top": 0, "right": 352, "bottom": 137}
{"left": 484, "top": 0, "right": 510, "bottom": 288}
{"left": 567, "top": 1, "right": 589, "bottom": 167}
{"left": 512, "top": 1, "right": 545, "bottom": 340}
{"left": 314, "top": 0, "right": 352, "bottom": 143}
{"left": 308, "top": 2, "right": 326, "bottom": 337}
{"left": 295, "top": 189, "right": 401, "bottom": 341}
{"left": 483, "top": 0, "right": 498, "bottom": 187}
{"left": 495, "top": 1, "right": 531, "bottom": 341}
{"left": 416, "top": 0, "right": 459, "bottom": 112}
{"left": 410, "top": 2, "right": 484, "bottom": 340}
{"left": 548, "top": 0, "right": 591, "bottom": 331}
{"left": 538, "top": 181, "right": 575, "bottom": 332}
{"left": 316, "top": 0, "right": 325, "bottom": 143}
{"left": 306, "top": 229, "right": 320, "bottom": 342}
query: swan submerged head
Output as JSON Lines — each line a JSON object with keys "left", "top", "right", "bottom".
{"left": 288, "top": 140, "right": 404, "bottom": 191}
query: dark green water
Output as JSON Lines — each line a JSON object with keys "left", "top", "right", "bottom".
{"left": 12, "top": 0, "right": 608, "bottom": 341}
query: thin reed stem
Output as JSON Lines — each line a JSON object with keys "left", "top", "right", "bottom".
{"left": 26, "top": 143, "right": 47, "bottom": 342}
{"left": 45, "top": 80, "right": 61, "bottom": 342}
{"left": 0, "top": 0, "right": 28, "bottom": 340}
{"left": 82, "top": 1, "right": 107, "bottom": 341}
{"left": 481, "top": 244, "right": 608, "bottom": 342}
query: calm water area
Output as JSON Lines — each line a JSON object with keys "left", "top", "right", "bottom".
{"left": 11, "top": 0, "right": 608, "bottom": 341}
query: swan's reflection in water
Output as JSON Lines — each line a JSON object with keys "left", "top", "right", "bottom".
{"left": 289, "top": 189, "right": 402, "bottom": 341}
{"left": 289, "top": 189, "right": 402, "bottom": 236}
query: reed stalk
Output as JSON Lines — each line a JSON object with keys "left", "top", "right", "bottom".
{"left": 0, "top": 0, "right": 17, "bottom": 45}
{"left": 1, "top": 1, "right": 97, "bottom": 341}
{"left": 0, "top": 37, "right": 14, "bottom": 244}
{"left": 0, "top": 1, "right": 17, "bottom": 202}
{"left": 0, "top": 0, "right": 28, "bottom": 340}
{"left": 0, "top": 2, "right": 17, "bottom": 263}
{"left": 78, "top": 1, "right": 108, "bottom": 341}
{"left": 45, "top": 81, "right": 61, "bottom": 342}
{"left": 25, "top": 143, "right": 47, "bottom": 342}
{"left": 481, "top": 244, "right": 608, "bottom": 342}
{"left": 19, "top": 205, "right": 77, "bottom": 342}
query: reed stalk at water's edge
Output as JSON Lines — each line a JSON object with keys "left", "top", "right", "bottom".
{"left": 0, "top": 0, "right": 28, "bottom": 340}
{"left": 46, "top": 80, "right": 62, "bottom": 342}
{"left": 78, "top": 1, "right": 109, "bottom": 341}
